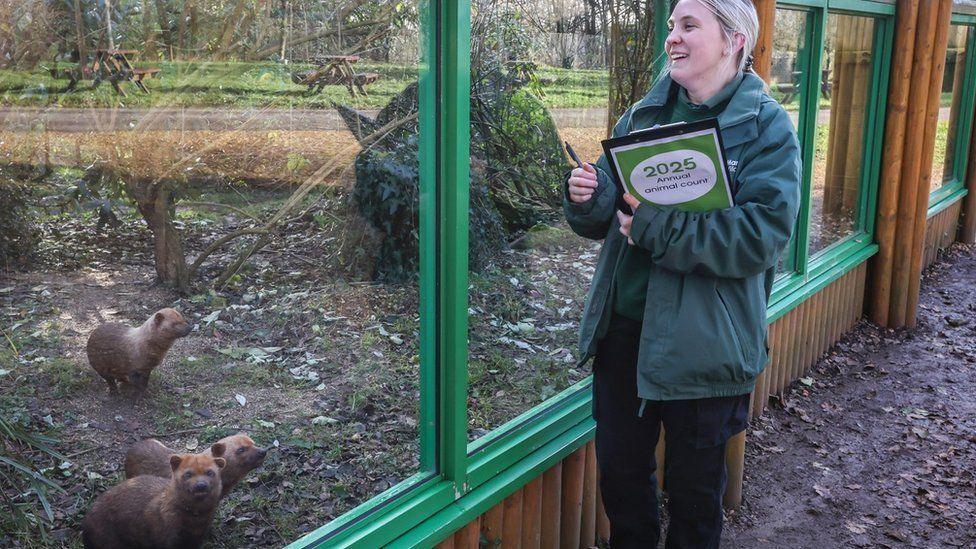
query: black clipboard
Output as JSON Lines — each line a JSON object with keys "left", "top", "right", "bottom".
{"left": 601, "top": 117, "right": 734, "bottom": 213}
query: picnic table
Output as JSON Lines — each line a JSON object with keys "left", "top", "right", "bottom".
{"left": 291, "top": 55, "right": 379, "bottom": 97}
{"left": 92, "top": 49, "right": 161, "bottom": 95}
{"left": 772, "top": 68, "right": 832, "bottom": 104}
{"left": 52, "top": 49, "right": 160, "bottom": 95}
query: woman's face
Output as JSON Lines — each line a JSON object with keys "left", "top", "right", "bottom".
{"left": 665, "top": 0, "right": 742, "bottom": 91}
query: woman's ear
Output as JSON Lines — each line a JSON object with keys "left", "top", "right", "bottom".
{"left": 732, "top": 32, "right": 747, "bottom": 55}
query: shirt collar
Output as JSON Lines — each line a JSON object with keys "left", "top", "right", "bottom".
{"left": 678, "top": 71, "right": 745, "bottom": 110}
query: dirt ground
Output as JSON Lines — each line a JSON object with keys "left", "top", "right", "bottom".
{"left": 721, "top": 243, "right": 976, "bottom": 548}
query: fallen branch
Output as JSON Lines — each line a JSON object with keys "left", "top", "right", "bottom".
{"left": 187, "top": 228, "right": 271, "bottom": 279}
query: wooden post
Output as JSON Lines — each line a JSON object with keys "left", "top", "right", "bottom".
{"left": 482, "top": 501, "right": 505, "bottom": 547}
{"left": 541, "top": 463, "right": 563, "bottom": 548}
{"left": 905, "top": 0, "right": 954, "bottom": 327}
{"left": 595, "top": 481, "right": 611, "bottom": 545}
{"left": 502, "top": 489, "right": 524, "bottom": 548}
{"left": 723, "top": 430, "right": 746, "bottom": 509}
{"left": 521, "top": 477, "right": 544, "bottom": 549}
{"left": 581, "top": 442, "right": 597, "bottom": 549}
{"left": 560, "top": 447, "right": 586, "bottom": 549}
{"left": 868, "top": 0, "right": 920, "bottom": 326}
{"left": 772, "top": 313, "right": 786, "bottom": 396}
{"left": 454, "top": 518, "right": 481, "bottom": 548}
{"left": 889, "top": 1, "right": 940, "bottom": 326}
{"left": 751, "top": 0, "right": 776, "bottom": 81}
{"left": 810, "top": 291, "right": 826, "bottom": 373}
{"left": 436, "top": 534, "right": 456, "bottom": 549}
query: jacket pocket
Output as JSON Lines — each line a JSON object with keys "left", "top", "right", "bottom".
{"left": 715, "top": 283, "right": 748, "bottom": 363}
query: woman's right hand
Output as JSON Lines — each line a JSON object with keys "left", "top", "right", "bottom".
{"left": 568, "top": 163, "right": 599, "bottom": 203}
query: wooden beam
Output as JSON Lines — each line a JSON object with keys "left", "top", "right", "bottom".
{"left": 868, "top": 0, "right": 921, "bottom": 326}
{"left": 540, "top": 463, "right": 563, "bottom": 548}
{"left": 481, "top": 500, "right": 505, "bottom": 547}
{"left": 889, "top": 0, "right": 940, "bottom": 326}
{"left": 520, "top": 477, "right": 544, "bottom": 549}
{"left": 580, "top": 442, "right": 598, "bottom": 548}
{"left": 751, "top": 0, "right": 777, "bottom": 81}
{"left": 905, "top": 0, "right": 954, "bottom": 326}
{"left": 560, "top": 446, "right": 586, "bottom": 548}
{"left": 502, "top": 489, "right": 524, "bottom": 548}
{"left": 723, "top": 431, "right": 746, "bottom": 509}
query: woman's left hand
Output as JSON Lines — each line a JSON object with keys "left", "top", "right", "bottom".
{"left": 615, "top": 193, "right": 641, "bottom": 245}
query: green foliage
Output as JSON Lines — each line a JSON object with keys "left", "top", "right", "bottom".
{"left": 473, "top": 87, "right": 565, "bottom": 232}
{"left": 348, "top": 74, "right": 565, "bottom": 282}
{"left": 0, "top": 175, "right": 38, "bottom": 269}
{"left": 0, "top": 406, "right": 66, "bottom": 536}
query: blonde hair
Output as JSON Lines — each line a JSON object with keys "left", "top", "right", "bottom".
{"left": 662, "top": 0, "right": 760, "bottom": 75}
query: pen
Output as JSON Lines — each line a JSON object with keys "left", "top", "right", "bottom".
{"left": 564, "top": 141, "right": 584, "bottom": 169}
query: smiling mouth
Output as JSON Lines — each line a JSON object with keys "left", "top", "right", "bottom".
{"left": 671, "top": 54, "right": 688, "bottom": 61}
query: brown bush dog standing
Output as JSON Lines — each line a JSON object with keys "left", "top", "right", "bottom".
{"left": 86, "top": 307, "right": 193, "bottom": 392}
{"left": 125, "top": 433, "right": 268, "bottom": 495}
{"left": 81, "top": 444, "right": 226, "bottom": 549}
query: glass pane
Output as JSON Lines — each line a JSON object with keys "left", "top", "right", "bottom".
{"left": 0, "top": 1, "right": 428, "bottom": 544}
{"left": 931, "top": 24, "right": 973, "bottom": 191}
{"left": 466, "top": 0, "right": 609, "bottom": 441}
{"left": 810, "top": 14, "right": 876, "bottom": 256}
{"left": 770, "top": 8, "right": 810, "bottom": 276}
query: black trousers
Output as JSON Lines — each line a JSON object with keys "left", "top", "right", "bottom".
{"left": 593, "top": 315, "right": 750, "bottom": 549}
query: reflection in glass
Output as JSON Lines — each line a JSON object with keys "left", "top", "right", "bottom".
{"left": 931, "top": 24, "right": 973, "bottom": 191}
{"left": 466, "top": 0, "right": 607, "bottom": 441}
{"left": 810, "top": 14, "right": 875, "bottom": 256}
{"left": 770, "top": 8, "right": 809, "bottom": 276}
{"left": 0, "top": 1, "right": 426, "bottom": 544}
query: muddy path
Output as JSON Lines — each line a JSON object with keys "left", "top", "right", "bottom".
{"left": 721, "top": 243, "right": 976, "bottom": 548}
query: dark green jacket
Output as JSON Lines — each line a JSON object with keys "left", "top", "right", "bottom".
{"left": 564, "top": 72, "right": 801, "bottom": 400}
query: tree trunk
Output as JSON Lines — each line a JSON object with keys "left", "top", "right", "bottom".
{"left": 250, "top": 0, "right": 272, "bottom": 59}
{"left": 248, "top": 0, "right": 371, "bottom": 60}
{"left": 606, "top": 0, "right": 656, "bottom": 137}
{"left": 141, "top": 0, "right": 156, "bottom": 59}
{"left": 73, "top": 0, "right": 86, "bottom": 63}
{"left": 178, "top": 0, "right": 191, "bottom": 55}
{"left": 279, "top": 0, "right": 289, "bottom": 61}
{"left": 214, "top": 0, "right": 247, "bottom": 59}
{"left": 153, "top": 0, "right": 171, "bottom": 54}
{"left": 106, "top": 0, "right": 115, "bottom": 50}
{"left": 126, "top": 178, "right": 189, "bottom": 293}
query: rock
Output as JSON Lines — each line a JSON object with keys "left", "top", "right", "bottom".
{"left": 945, "top": 314, "right": 968, "bottom": 327}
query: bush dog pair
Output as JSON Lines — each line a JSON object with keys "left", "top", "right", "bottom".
{"left": 82, "top": 443, "right": 226, "bottom": 549}
{"left": 125, "top": 433, "right": 267, "bottom": 496}
{"left": 86, "top": 308, "right": 192, "bottom": 392}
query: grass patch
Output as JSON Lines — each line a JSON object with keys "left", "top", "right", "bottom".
{"left": 1, "top": 61, "right": 615, "bottom": 110}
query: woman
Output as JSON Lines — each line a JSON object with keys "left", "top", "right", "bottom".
{"left": 564, "top": 0, "right": 800, "bottom": 546}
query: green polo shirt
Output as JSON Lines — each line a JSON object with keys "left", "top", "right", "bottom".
{"left": 611, "top": 72, "right": 745, "bottom": 321}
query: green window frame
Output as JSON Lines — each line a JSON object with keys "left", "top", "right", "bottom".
{"left": 768, "top": 0, "right": 893, "bottom": 322}
{"left": 928, "top": 13, "right": 976, "bottom": 217}
{"left": 288, "top": 1, "right": 896, "bottom": 546}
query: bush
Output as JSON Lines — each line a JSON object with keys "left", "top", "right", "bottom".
{"left": 0, "top": 176, "right": 38, "bottom": 269}
{"left": 342, "top": 75, "right": 565, "bottom": 282}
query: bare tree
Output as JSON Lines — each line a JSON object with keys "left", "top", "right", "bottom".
{"left": 607, "top": 0, "right": 659, "bottom": 136}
